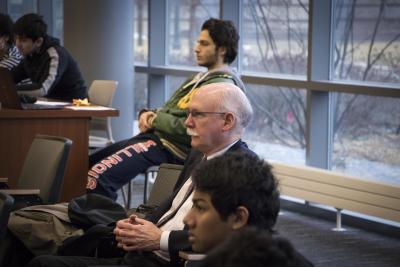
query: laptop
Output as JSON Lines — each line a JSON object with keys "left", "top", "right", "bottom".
{"left": 0, "top": 68, "right": 68, "bottom": 110}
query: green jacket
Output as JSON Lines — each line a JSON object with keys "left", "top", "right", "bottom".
{"left": 151, "top": 67, "right": 246, "bottom": 160}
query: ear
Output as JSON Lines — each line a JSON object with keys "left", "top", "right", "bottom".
{"left": 218, "top": 46, "right": 226, "bottom": 58}
{"left": 222, "top": 112, "right": 235, "bottom": 131}
{"left": 35, "top": 37, "right": 44, "bottom": 47}
{"left": 231, "top": 206, "right": 249, "bottom": 230}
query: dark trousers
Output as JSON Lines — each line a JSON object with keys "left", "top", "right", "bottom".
{"left": 1, "top": 231, "right": 34, "bottom": 267}
{"left": 28, "top": 252, "right": 168, "bottom": 267}
{"left": 87, "top": 134, "right": 184, "bottom": 200}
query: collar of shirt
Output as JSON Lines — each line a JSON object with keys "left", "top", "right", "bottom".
{"left": 205, "top": 139, "right": 239, "bottom": 160}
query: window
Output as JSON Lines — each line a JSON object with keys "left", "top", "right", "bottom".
{"left": 243, "top": 84, "right": 307, "bottom": 164}
{"left": 52, "top": 0, "right": 64, "bottom": 43}
{"left": 134, "top": 72, "right": 148, "bottom": 118}
{"left": 136, "top": 0, "right": 400, "bottom": 225}
{"left": 332, "top": 93, "right": 400, "bottom": 184}
{"left": 331, "top": 0, "right": 400, "bottom": 184}
{"left": 167, "top": 0, "right": 219, "bottom": 66}
{"left": 332, "top": 0, "right": 400, "bottom": 84}
{"left": 6, "top": 0, "right": 63, "bottom": 43}
{"left": 133, "top": 0, "right": 149, "bottom": 118}
{"left": 168, "top": 75, "right": 188, "bottom": 98}
{"left": 242, "top": 0, "right": 309, "bottom": 75}
{"left": 134, "top": 0, "right": 148, "bottom": 64}
{"left": 7, "top": 0, "right": 38, "bottom": 21}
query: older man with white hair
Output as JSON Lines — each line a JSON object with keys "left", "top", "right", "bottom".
{"left": 29, "top": 82, "right": 256, "bottom": 267}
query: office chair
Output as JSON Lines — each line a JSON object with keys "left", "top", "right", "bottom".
{"left": 144, "top": 163, "right": 183, "bottom": 206}
{"left": 0, "top": 135, "right": 72, "bottom": 209}
{"left": 120, "top": 166, "right": 159, "bottom": 209}
{"left": 88, "top": 80, "right": 118, "bottom": 149}
{"left": 121, "top": 163, "right": 183, "bottom": 210}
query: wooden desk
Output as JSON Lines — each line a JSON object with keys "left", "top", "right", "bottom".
{"left": 0, "top": 107, "right": 119, "bottom": 201}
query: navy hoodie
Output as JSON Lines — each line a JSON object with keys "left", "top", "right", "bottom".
{"left": 12, "top": 36, "right": 87, "bottom": 101}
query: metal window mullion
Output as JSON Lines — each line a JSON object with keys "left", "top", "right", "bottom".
{"left": 148, "top": 0, "right": 167, "bottom": 108}
{"left": 135, "top": 65, "right": 400, "bottom": 97}
{"left": 306, "top": 0, "right": 333, "bottom": 169}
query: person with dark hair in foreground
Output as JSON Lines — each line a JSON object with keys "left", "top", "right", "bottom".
{"left": 28, "top": 82, "right": 254, "bottom": 267}
{"left": 86, "top": 17, "right": 245, "bottom": 201}
{"left": 201, "top": 227, "right": 312, "bottom": 267}
{"left": 11, "top": 13, "right": 87, "bottom": 101}
{"left": 182, "top": 153, "right": 313, "bottom": 267}
{"left": 184, "top": 152, "right": 280, "bottom": 254}
{"left": 0, "top": 13, "right": 22, "bottom": 69}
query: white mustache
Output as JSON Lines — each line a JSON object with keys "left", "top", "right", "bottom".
{"left": 187, "top": 128, "right": 199, "bottom": 136}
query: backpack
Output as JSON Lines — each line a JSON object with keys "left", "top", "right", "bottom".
{"left": 8, "top": 203, "right": 83, "bottom": 255}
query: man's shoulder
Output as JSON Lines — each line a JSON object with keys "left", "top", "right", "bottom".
{"left": 228, "top": 140, "right": 257, "bottom": 157}
{"left": 45, "top": 44, "right": 67, "bottom": 57}
{"left": 205, "top": 69, "right": 236, "bottom": 81}
{"left": 187, "top": 141, "right": 256, "bottom": 160}
{"left": 201, "top": 68, "right": 246, "bottom": 91}
{"left": 186, "top": 149, "right": 204, "bottom": 163}
{"left": 42, "top": 36, "right": 69, "bottom": 58}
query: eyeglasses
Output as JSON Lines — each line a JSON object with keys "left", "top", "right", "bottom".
{"left": 186, "top": 110, "right": 226, "bottom": 119}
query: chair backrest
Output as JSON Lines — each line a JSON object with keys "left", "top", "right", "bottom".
{"left": 146, "top": 163, "right": 184, "bottom": 206}
{"left": 88, "top": 80, "right": 118, "bottom": 143}
{"left": 0, "top": 192, "right": 13, "bottom": 241}
{"left": 17, "top": 135, "right": 72, "bottom": 204}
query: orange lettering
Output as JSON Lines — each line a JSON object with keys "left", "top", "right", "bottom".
{"left": 92, "top": 163, "right": 107, "bottom": 174}
{"left": 101, "top": 157, "right": 120, "bottom": 168}
{"left": 88, "top": 170, "right": 99, "bottom": 178}
{"left": 116, "top": 148, "right": 132, "bottom": 157}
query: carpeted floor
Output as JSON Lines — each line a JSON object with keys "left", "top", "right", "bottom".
{"left": 276, "top": 210, "right": 400, "bottom": 267}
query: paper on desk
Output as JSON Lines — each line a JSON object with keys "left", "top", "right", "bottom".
{"left": 64, "top": 105, "right": 114, "bottom": 111}
{"left": 36, "top": 100, "right": 70, "bottom": 106}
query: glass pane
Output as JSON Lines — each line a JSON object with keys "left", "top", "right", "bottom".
{"left": 333, "top": 0, "right": 400, "bottom": 84}
{"left": 134, "top": 72, "right": 148, "bottom": 118}
{"left": 332, "top": 93, "right": 400, "bottom": 185}
{"left": 167, "top": 75, "right": 187, "bottom": 99}
{"left": 243, "top": 84, "right": 307, "bottom": 164}
{"left": 52, "top": 0, "right": 64, "bottom": 43}
{"left": 134, "top": 0, "right": 148, "bottom": 64}
{"left": 167, "top": 0, "right": 219, "bottom": 66}
{"left": 242, "top": 0, "right": 309, "bottom": 75}
{"left": 7, "top": 0, "right": 63, "bottom": 43}
{"left": 7, "top": 0, "right": 38, "bottom": 21}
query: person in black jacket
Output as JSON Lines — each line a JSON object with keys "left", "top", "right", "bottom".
{"left": 182, "top": 153, "right": 313, "bottom": 267}
{"left": 183, "top": 152, "right": 279, "bottom": 254}
{"left": 28, "top": 82, "right": 255, "bottom": 267}
{"left": 11, "top": 13, "right": 87, "bottom": 101}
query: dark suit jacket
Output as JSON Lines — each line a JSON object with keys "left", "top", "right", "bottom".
{"left": 143, "top": 140, "right": 256, "bottom": 266}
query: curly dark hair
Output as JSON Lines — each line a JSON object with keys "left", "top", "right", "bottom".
{"left": 13, "top": 13, "right": 47, "bottom": 41}
{"left": 0, "top": 13, "right": 14, "bottom": 46}
{"left": 201, "top": 18, "right": 239, "bottom": 64}
{"left": 201, "top": 227, "right": 312, "bottom": 267}
{"left": 192, "top": 152, "right": 280, "bottom": 232}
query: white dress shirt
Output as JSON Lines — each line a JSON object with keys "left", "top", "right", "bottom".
{"left": 154, "top": 140, "right": 240, "bottom": 260}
